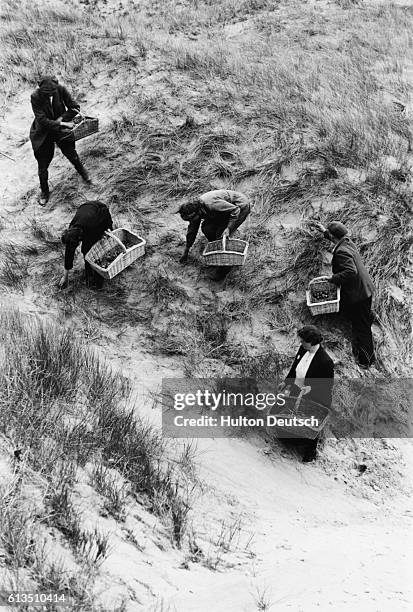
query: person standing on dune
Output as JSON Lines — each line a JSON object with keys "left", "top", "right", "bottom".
{"left": 29, "top": 75, "right": 92, "bottom": 206}
{"left": 311, "top": 220, "right": 376, "bottom": 369}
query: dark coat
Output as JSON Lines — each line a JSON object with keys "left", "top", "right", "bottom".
{"left": 285, "top": 345, "right": 334, "bottom": 409}
{"left": 64, "top": 202, "right": 113, "bottom": 270}
{"left": 30, "top": 85, "right": 80, "bottom": 151}
{"left": 330, "top": 237, "right": 374, "bottom": 305}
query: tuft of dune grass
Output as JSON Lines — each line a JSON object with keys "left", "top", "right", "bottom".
{"left": 0, "top": 311, "right": 195, "bottom": 577}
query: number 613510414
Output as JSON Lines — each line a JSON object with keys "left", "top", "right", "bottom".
{"left": 0, "top": 591, "right": 71, "bottom": 607}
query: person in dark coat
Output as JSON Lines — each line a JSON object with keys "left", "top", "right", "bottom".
{"left": 178, "top": 190, "right": 250, "bottom": 280}
{"left": 30, "top": 76, "right": 91, "bottom": 206}
{"left": 280, "top": 325, "right": 335, "bottom": 462}
{"left": 59, "top": 201, "right": 113, "bottom": 289}
{"left": 312, "top": 221, "right": 376, "bottom": 368}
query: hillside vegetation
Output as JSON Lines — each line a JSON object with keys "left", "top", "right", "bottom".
{"left": 0, "top": 0, "right": 412, "bottom": 609}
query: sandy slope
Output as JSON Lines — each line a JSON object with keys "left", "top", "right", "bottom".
{"left": 175, "top": 435, "right": 411, "bottom": 612}
{"left": 0, "top": 8, "right": 412, "bottom": 612}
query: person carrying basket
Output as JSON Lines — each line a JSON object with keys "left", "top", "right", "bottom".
{"left": 178, "top": 189, "right": 251, "bottom": 280}
{"left": 279, "top": 325, "right": 335, "bottom": 462}
{"left": 29, "top": 76, "right": 92, "bottom": 206}
{"left": 311, "top": 221, "right": 376, "bottom": 369}
{"left": 59, "top": 201, "right": 113, "bottom": 290}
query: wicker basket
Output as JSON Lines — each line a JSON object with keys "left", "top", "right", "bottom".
{"left": 268, "top": 391, "right": 330, "bottom": 440}
{"left": 85, "top": 228, "right": 146, "bottom": 280}
{"left": 60, "top": 115, "right": 99, "bottom": 142}
{"left": 203, "top": 235, "right": 249, "bottom": 266}
{"left": 306, "top": 276, "right": 340, "bottom": 315}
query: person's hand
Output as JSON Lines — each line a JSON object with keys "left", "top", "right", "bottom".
{"left": 222, "top": 228, "right": 230, "bottom": 238}
{"left": 301, "top": 385, "right": 312, "bottom": 396}
{"left": 283, "top": 385, "right": 291, "bottom": 397}
{"left": 309, "top": 220, "right": 327, "bottom": 233}
{"left": 58, "top": 272, "right": 69, "bottom": 289}
{"left": 60, "top": 121, "right": 74, "bottom": 129}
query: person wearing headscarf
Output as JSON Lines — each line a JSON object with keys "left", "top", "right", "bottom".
{"left": 30, "top": 76, "right": 91, "bottom": 205}
{"left": 312, "top": 220, "right": 376, "bottom": 368}
{"left": 60, "top": 201, "right": 113, "bottom": 290}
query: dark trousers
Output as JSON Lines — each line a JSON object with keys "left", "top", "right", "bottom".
{"left": 33, "top": 136, "right": 87, "bottom": 196}
{"left": 343, "top": 296, "right": 375, "bottom": 367}
{"left": 282, "top": 383, "right": 324, "bottom": 461}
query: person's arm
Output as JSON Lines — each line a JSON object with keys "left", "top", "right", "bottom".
{"left": 180, "top": 217, "right": 201, "bottom": 263}
{"left": 208, "top": 199, "right": 240, "bottom": 236}
{"left": 59, "top": 242, "right": 77, "bottom": 288}
{"left": 226, "top": 210, "right": 243, "bottom": 235}
{"left": 329, "top": 250, "right": 358, "bottom": 285}
{"left": 226, "top": 194, "right": 250, "bottom": 235}
{"left": 104, "top": 208, "right": 113, "bottom": 232}
{"left": 61, "top": 86, "right": 80, "bottom": 114}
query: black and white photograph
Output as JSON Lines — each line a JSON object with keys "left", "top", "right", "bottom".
{"left": 0, "top": 0, "right": 412, "bottom": 610}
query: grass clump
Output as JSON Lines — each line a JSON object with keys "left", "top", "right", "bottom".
{"left": 90, "top": 464, "right": 128, "bottom": 522}
{"left": 0, "top": 310, "right": 195, "bottom": 574}
{"left": 0, "top": 245, "right": 29, "bottom": 292}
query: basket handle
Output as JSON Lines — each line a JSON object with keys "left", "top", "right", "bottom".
{"left": 309, "top": 276, "right": 331, "bottom": 286}
{"left": 294, "top": 388, "right": 306, "bottom": 412}
{"left": 104, "top": 230, "right": 127, "bottom": 252}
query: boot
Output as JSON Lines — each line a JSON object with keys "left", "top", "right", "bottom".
{"left": 302, "top": 439, "right": 318, "bottom": 463}
{"left": 38, "top": 192, "right": 49, "bottom": 206}
{"left": 80, "top": 168, "right": 93, "bottom": 185}
{"left": 39, "top": 169, "right": 50, "bottom": 203}
{"left": 38, "top": 172, "right": 50, "bottom": 206}
{"left": 73, "top": 158, "right": 93, "bottom": 185}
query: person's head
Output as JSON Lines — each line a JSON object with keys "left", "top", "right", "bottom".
{"left": 325, "top": 221, "right": 348, "bottom": 243}
{"left": 38, "top": 76, "right": 59, "bottom": 97}
{"left": 297, "top": 325, "right": 323, "bottom": 351}
{"left": 61, "top": 226, "right": 82, "bottom": 248}
{"left": 178, "top": 199, "right": 201, "bottom": 222}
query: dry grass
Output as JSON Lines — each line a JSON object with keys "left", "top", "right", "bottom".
{"left": 0, "top": 245, "right": 29, "bottom": 292}
{"left": 0, "top": 0, "right": 412, "bottom": 601}
{"left": 90, "top": 464, "right": 128, "bottom": 522}
{"left": 30, "top": 219, "right": 62, "bottom": 249}
{"left": 0, "top": 310, "right": 196, "bottom": 601}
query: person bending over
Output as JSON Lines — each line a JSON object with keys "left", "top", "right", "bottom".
{"left": 178, "top": 189, "right": 250, "bottom": 279}
{"left": 60, "top": 201, "right": 112, "bottom": 290}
